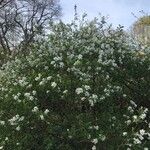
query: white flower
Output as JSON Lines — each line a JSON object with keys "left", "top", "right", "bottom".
{"left": 93, "top": 125, "right": 99, "bottom": 130}
{"left": 68, "top": 135, "right": 72, "bottom": 139}
{"left": 53, "top": 56, "right": 62, "bottom": 61}
{"left": 32, "top": 106, "right": 39, "bottom": 113}
{"left": 84, "top": 85, "right": 90, "bottom": 90}
{"left": 99, "top": 134, "right": 106, "bottom": 141}
{"left": 5, "top": 137, "right": 8, "bottom": 141}
{"left": 44, "top": 66, "right": 49, "bottom": 70}
{"left": 92, "top": 145, "right": 96, "bottom": 150}
{"left": 40, "top": 115, "right": 44, "bottom": 120}
{"left": 29, "top": 96, "right": 34, "bottom": 101}
{"left": 139, "top": 129, "right": 145, "bottom": 136}
{"left": 44, "top": 109, "right": 49, "bottom": 115}
{"left": 74, "top": 60, "right": 81, "bottom": 66}
{"left": 88, "top": 134, "right": 91, "bottom": 139}
{"left": 123, "top": 132, "right": 127, "bottom": 136}
{"left": 47, "top": 76, "right": 52, "bottom": 81}
{"left": 32, "top": 90, "right": 36, "bottom": 95}
{"left": 35, "top": 74, "right": 42, "bottom": 81}
{"left": 85, "top": 91, "right": 90, "bottom": 97}
{"left": 16, "top": 126, "right": 21, "bottom": 131}
{"left": 100, "top": 135, "right": 106, "bottom": 141}
{"left": 89, "top": 99, "right": 94, "bottom": 107}
{"left": 92, "top": 94, "right": 98, "bottom": 100}
{"left": 35, "top": 77, "right": 40, "bottom": 81}
{"left": 0, "top": 121, "right": 5, "bottom": 125}
{"left": 92, "top": 138, "right": 98, "bottom": 144}
{"left": 78, "top": 54, "right": 83, "bottom": 60}
{"left": 63, "top": 90, "right": 68, "bottom": 94}
{"left": 14, "top": 95, "right": 18, "bottom": 100}
{"left": 112, "top": 116, "right": 116, "bottom": 120}
{"left": 133, "top": 138, "right": 141, "bottom": 144}
{"left": 39, "top": 80, "right": 45, "bottom": 86}
{"left": 27, "top": 84, "right": 32, "bottom": 88}
{"left": 50, "top": 61, "right": 55, "bottom": 65}
{"left": 144, "top": 147, "right": 149, "bottom": 150}
{"left": 24, "top": 93, "right": 30, "bottom": 97}
{"left": 19, "top": 116, "right": 24, "bottom": 121}
{"left": 123, "top": 94, "right": 127, "bottom": 97}
{"left": 59, "top": 62, "right": 64, "bottom": 68}
{"left": 143, "top": 108, "right": 148, "bottom": 113}
{"left": 8, "top": 115, "right": 20, "bottom": 125}
{"left": 133, "top": 115, "right": 138, "bottom": 121}
{"left": 0, "top": 146, "right": 3, "bottom": 149}
{"left": 128, "top": 106, "right": 134, "bottom": 113}
{"left": 81, "top": 97, "right": 86, "bottom": 101}
{"left": 139, "top": 113, "right": 146, "bottom": 120}
{"left": 126, "top": 120, "right": 131, "bottom": 125}
{"left": 75, "top": 88, "right": 83, "bottom": 95}
{"left": 51, "top": 82, "right": 57, "bottom": 88}
{"left": 138, "top": 134, "right": 144, "bottom": 141}
{"left": 130, "top": 100, "right": 137, "bottom": 107}
{"left": 46, "top": 90, "right": 50, "bottom": 93}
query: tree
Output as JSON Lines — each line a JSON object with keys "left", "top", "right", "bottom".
{"left": 0, "top": 0, "right": 61, "bottom": 63}
{"left": 131, "top": 15, "right": 150, "bottom": 45}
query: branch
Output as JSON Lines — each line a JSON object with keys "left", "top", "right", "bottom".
{"left": 0, "top": 0, "right": 11, "bottom": 9}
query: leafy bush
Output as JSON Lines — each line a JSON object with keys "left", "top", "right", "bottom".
{"left": 0, "top": 17, "right": 150, "bottom": 150}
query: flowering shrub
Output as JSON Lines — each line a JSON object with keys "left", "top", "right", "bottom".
{"left": 0, "top": 17, "right": 150, "bottom": 150}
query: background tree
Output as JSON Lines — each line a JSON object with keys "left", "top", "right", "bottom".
{"left": 131, "top": 14, "right": 150, "bottom": 45}
{"left": 0, "top": 0, "right": 61, "bottom": 64}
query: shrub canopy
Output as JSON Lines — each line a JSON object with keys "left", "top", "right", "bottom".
{"left": 0, "top": 18, "right": 150, "bottom": 150}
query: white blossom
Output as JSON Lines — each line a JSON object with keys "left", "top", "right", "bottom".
{"left": 32, "top": 90, "right": 36, "bottom": 95}
{"left": 133, "top": 138, "right": 141, "bottom": 144}
{"left": 44, "top": 109, "right": 50, "bottom": 115}
{"left": 0, "top": 121, "right": 5, "bottom": 125}
{"left": 16, "top": 126, "right": 21, "bottom": 131}
{"left": 75, "top": 88, "right": 83, "bottom": 95}
{"left": 139, "top": 129, "right": 145, "bottom": 136}
{"left": 47, "top": 76, "right": 52, "bottom": 81}
{"left": 92, "top": 138, "right": 98, "bottom": 144}
{"left": 92, "top": 145, "right": 96, "bottom": 150}
{"left": 78, "top": 54, "right": 83, "bottom": 60}
{"left": 139, "top": 113, "right": 146, "bottom": 120}
{"left": 32, "top": 106, "right": 39, "bottom": 113}
{"left": 40, "top": 115, "right": 44, "bottom": 120}
{"left": 51, "top": 82, "right": 57, "bottom": 88}
{"left": 84, "top": 85, "right": 90, "bottom": 90}
{"left": 63, "top": 90, "right": 68, "bottom": 94}
{"left": 123, "top": 132, "right": 127, "bottom": 136}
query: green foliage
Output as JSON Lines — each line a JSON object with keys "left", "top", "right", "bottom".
{"left": 0, "top": 17, "right": 150, "bottom": 150}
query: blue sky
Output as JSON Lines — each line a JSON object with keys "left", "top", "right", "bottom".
{"left": 60, "top": 0, "right": 150, "bottom": 29}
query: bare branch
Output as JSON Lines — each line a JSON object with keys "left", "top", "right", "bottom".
{"left": 0, "top": 0, "right": 12, "bottom": 9}
{"left": 0, "top": 0, "right": 62, "bottom": 59}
